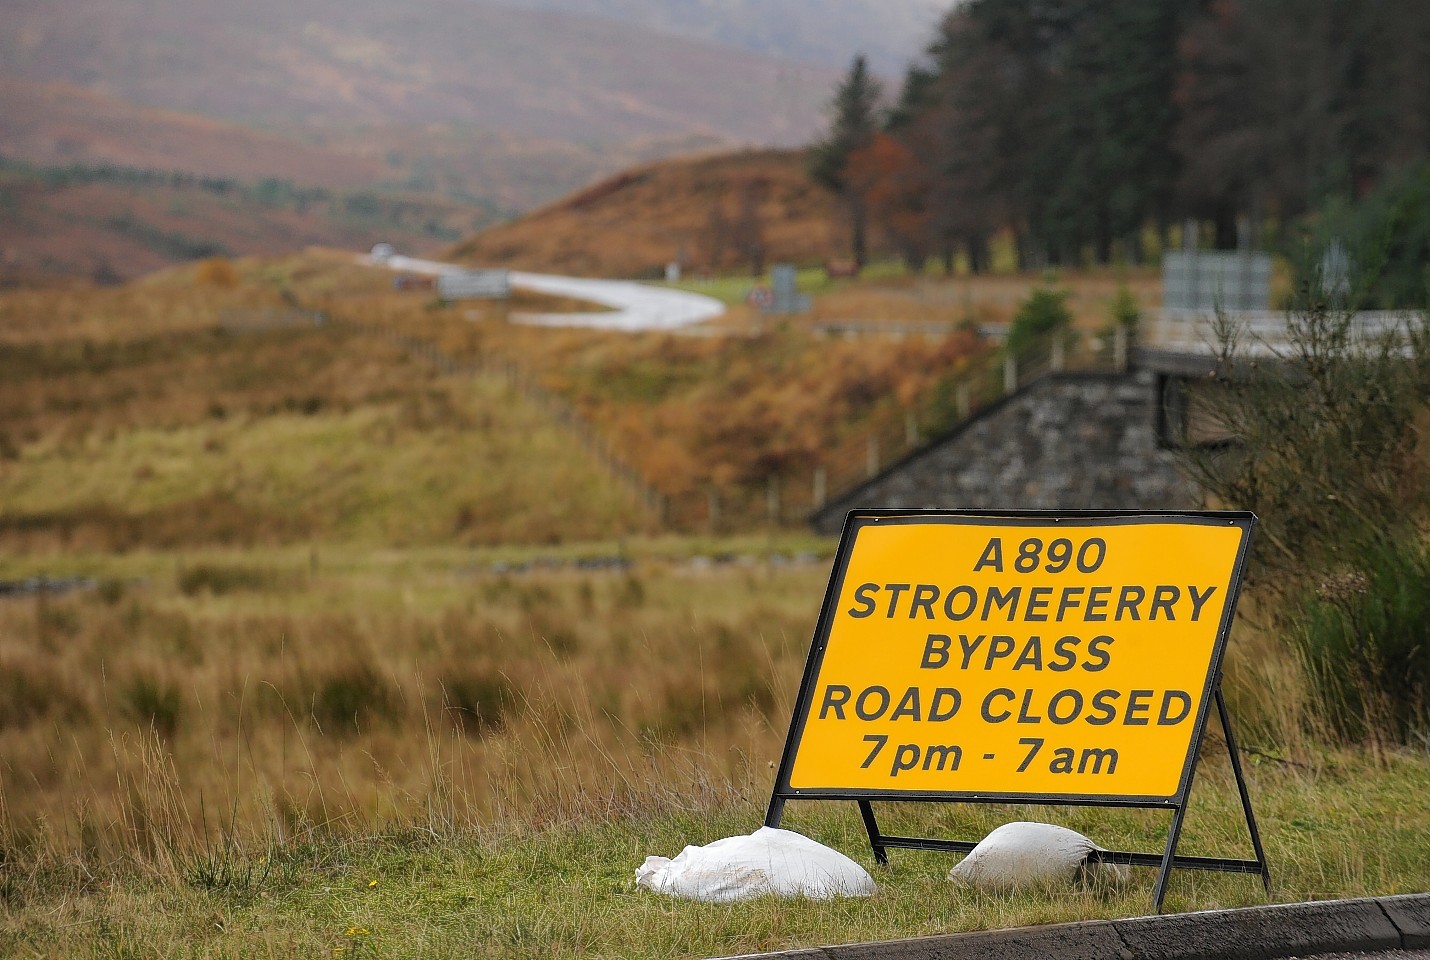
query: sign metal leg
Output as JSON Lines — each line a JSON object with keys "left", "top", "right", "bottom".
{"left": 1216, "top": 687, "right": 1272, "bottom": 896}
{"left": 858, "top": 800, "right": 889, "bottom": 865}
{"left": 763, "top": 796, "right": 786, "bottom": 829}
{"left": 1152, "top": 800, "right": 1190, "bottom": 914}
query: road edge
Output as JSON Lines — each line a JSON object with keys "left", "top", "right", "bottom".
{"left": 713, "top": 893, "right": 1430, "bottom": 960}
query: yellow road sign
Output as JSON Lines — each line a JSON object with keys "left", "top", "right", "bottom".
{"left": 780, "top": 512, "right": 1254, "bottom": 803}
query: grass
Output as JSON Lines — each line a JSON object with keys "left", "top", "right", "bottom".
{"left": 0, "top": 546, "right": 1427, "bottom": 958}
{"left": 0, "top": 547, "right": 825, "bottom": 857}
{"left": 1, "top": 251, "right": 1426, "bottom": 957}
{"left": 0, "top": 258, "right": 659, "bottom": 550}
{"left": 0, "top": 729, "right": 1426, "bottom": 957}
{"left": 0, "top": 376, "right": 648, "bottom": 548}
{"left": 1, "top": 249, "right": 1170, "bottom": 537}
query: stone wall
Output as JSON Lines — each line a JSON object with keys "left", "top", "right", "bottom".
{"left": 810, "top": 370, "right": 1195, "bottom": 534}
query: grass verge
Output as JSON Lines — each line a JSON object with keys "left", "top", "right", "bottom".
{"left": 1, "top": 745, "right": 1426, "bottom": 958}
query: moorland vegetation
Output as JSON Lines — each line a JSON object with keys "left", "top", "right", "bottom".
{"left": 0, "top": 246, "right": 1425, "bottom": 957}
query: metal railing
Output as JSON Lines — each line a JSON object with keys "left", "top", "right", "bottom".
{"left": 1150, "top": 308, "right": 1418, "bottom": 356}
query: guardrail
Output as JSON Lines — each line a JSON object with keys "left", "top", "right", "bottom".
{"left": 1151, "top": 308, "right": 1418, "bottom": 355}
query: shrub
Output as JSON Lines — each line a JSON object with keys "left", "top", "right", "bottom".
{"left": 1180, "top": 301, "right": 1428, "bottom": 573}
{"left": 1006, "top": 287, "right": 1072, "bottom": 356}
{"left": 35, "top": 598, "right": 82, "bottom": 640}
{"left": 0, "top": 658, "right": 88, "bottom": 730}
{"left": 1296, "top": 537, "right": 1430, "bottom": 743}
{"left": 438, "top": 669, "right": 515, "bottom": 735}
{"left": 194, "top": 258, "right": 238, "bottom": 289}
{"left": 309, "top": 663, "right": 401, "bottom": 736}
{"left": 1177, "top": 294, "right": 1430, "bottom": 744}
{"left": 96, "top": 578, "right": 127, "bottom": 605}
{"left": 1109, "top": 285, "right": 1140, "bottom": 331}
{"left": 123, "top": 675, "right": 182, "bottom": 739}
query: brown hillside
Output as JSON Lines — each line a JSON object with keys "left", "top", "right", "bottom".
{"left": 1, "top": 0, "right": 836, "bottom": 147}
{"left": 445, "top": 150, "right": 846, "bottom": 278}
{"left": 0, "top": 81, "right": 382, "bottom": 187}
{"left": 0, "top": 78, "right": 707, "bottom": 217}
{"left": 0, "top": 170, "right": 491, "bottom": 286}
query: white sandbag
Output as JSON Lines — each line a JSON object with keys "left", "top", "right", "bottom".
{"left": 636, "top": 826, "right": 877, "bottom": 903}
{"left": 948, "top": 821, "right": 1130, "bottom": 890}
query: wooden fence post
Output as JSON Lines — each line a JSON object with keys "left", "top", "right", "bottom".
{"left": 866, "top": 436, "right": 880, "bottom": 478}
{"left": 813, "top": 467, "right": 827, "bottom": 510}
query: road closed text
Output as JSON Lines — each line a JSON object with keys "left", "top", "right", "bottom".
{"left": 783, "top": 520, "right": 1251, "bottom": 799}
{"left": 818, "top": 681, "right": 1194, "bottom": 727}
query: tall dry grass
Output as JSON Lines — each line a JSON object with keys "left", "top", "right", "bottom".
{"left": 0, "top": 543, "right": 1379, "bottom": 888}
{"left": 0, "top": 259, "right": 660, "bottom": 551}
{"left": 1, "top": 250, "right": 1185, "bottom": 543}
{"left": 0, "top": 556, "right": 823, "bottom": 874}
{"left": 3, "top": 250, "right": 1415, "bottom": 900}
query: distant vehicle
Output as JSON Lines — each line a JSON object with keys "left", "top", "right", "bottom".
{"left": 370, "top": 243, "right": 396, "bottom": 262}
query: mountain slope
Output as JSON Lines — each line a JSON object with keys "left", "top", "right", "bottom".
{"left": 491, "top": 0, "right": 948, "bottom": 74}
{"left": 0, "top": 81, "right": 384, "bottom": 187}
{"left": 1, "top": 0, "right": 839, "bottom": 146}
{"left": 446, "top": 149, "right": 844, "bottom": 277}
{"left": 0, "top": 160, "right": 492, "bottom": 285}
{"left": 0, "top": 0, "right": 868, "bottom": 283}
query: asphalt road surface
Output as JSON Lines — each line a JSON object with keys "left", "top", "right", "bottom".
{"left": 372, "top": 254, "right": 725, "bottom": 331}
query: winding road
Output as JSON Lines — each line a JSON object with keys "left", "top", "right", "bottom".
{"left": 373, "top": 254, "right": 726, "bottom": 331}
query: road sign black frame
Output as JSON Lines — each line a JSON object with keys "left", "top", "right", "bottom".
{"left": 763, "top": 508, "right": 1270, "bottom": 913}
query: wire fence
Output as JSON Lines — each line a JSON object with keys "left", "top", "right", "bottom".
{"left": 654, "top": 325, "right": 1131, "bottom": 531}
{"left": 220, "top": 309, "right": 1129, "bottom": 532}
{"left": 218, "top": 308, "right": 667, "bottom": 517}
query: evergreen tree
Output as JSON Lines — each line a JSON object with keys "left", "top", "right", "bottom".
{"left": 1039, "top": 0, "right": 1182, "bottom": 264}
{"left": 827, "top": 0, "right": 1430, "bottom": 267}
{"left": 919, "top": 5, "right": 1022, "bottom": 272}
{"left": 809, "top": 55, "right": 884, "bottom": 268}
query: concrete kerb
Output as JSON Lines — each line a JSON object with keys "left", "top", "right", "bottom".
{"left": 1380, "top": 895, "right": 1430, "bottom": 948}
{"left": 711, "top": 894, "right": 1430, "bottom": 960}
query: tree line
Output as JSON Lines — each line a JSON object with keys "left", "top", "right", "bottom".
{"left": 811, "top": 0, "right": 1430, "bottom": 276}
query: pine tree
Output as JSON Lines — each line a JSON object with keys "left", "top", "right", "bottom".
{"left": 1039, "top": 0, "right": 1182, "bottom": 264}
{"left": 809, "top": 55, "right": 884, "bottom": 268}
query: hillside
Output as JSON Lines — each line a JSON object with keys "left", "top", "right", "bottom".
{"left": 491, "top": 0, "right": 948, "bottom": 74}
{"left": 0, "top": 161, "right": 495, "bottom": 285}
{"left": 0, "top": 79, "right": 746, "bottom": 283}
{"left": 1, "top": 0, "right": 839, "bottom": 147}
{"left": 447, "top": 149, "right": 846, "bottom": 277}
{"left": 0, "top": 250, "right": 1426, "bottom": 958}
{"left": 0, "top": 255, "right": 654, "bottom": 545}
{"left": 0, "top": 81, "right": 383, "bottom": 188}
{"left": 0, "top": 0, "right": 858, "bottom": 283}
